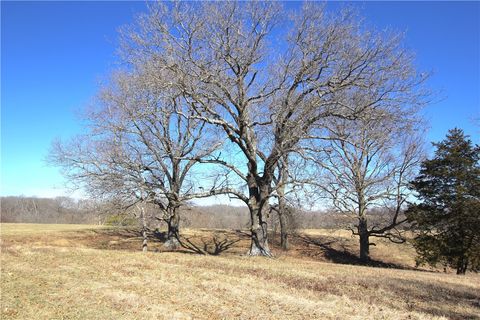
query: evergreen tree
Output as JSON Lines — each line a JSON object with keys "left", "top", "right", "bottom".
{"left": 407, "top": 128, "right": 480, "bottom": 274}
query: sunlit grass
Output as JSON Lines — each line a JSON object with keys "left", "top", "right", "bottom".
{"left": 0, "top": 223, "right": 107, "bottom": 236}
{"left": 1, "top": 223, "right": 478, "bottom": 319}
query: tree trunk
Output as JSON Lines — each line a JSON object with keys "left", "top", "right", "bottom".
{"left": 278, "top": 193, "right": 289, "bottom": 250}
{"left": 279, "top": 214, "right": 289, "bottom": 250}
{"left": 272, "top": 215, "right": 278, "bottom": 240}
{"left": 358, "top": 217, "right": 370, "bottom": 262}
{"left": 163, "top": 207, "right": 180, "bottom": 250}
{"left": 140, "top": 206, "right": 148, "bottom": 252}
{"left": 243, "top": 161, "right": 273, "bottom": 257}
{"left": 456, "top": 256, "right": 468, "bottom": 275}
{"left": 277, "top": 156, "right": 289, "bottom": 250}
{"left": 248, "top": 205, "right": 272, "bottom": 256}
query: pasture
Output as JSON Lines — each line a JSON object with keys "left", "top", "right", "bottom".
{"left": 1, "top": 223, "right": 479, "bottom": 319}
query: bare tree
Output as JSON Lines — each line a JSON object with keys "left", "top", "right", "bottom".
{"left": 311, "top": 104, "right": 426, "bottom": 261}
{"left": 287, "top": 8, "right": 430, "bottom": 261}
{"left": 118, "top": 2, "right": 428, "bottom": 256}
{"left": 49, "top": 65, "right": 226, "bottom": 249}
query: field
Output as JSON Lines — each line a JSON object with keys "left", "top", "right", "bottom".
{"left": 1, "top": 224, "right": 479, "bottom": 319}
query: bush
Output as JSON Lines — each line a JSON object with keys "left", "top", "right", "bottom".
{"left": 104, "top": 214, "right": 137, "bottom": 227}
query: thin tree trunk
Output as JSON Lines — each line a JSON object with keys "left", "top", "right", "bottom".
{"left": 277, "top": 156, "right": 289, "bottom": 250}
{"left": 272, "top": 214, "right": 277, "bottom": 240}
{"left": 140, "top": 206, "right": 148, "bottom": 252}
{"left": 278, "top": 191, "right": 289, "bottom": 250}
{"left": 278, "top": 211, "right": 289, "bottom": 250}
{"left": 456, "top": 256, "right": 468, "bottom": 275}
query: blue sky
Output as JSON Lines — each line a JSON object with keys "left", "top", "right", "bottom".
{"left": 1, "top": 1, "right": 479, "bottom": 198}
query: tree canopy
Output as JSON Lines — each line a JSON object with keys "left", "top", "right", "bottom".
{"left": 407, "top": 128, "right": 480, "bottom": 274}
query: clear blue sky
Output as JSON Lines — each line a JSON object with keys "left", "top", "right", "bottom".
{"left": 1, "top": 1, "right": 479, "bottom": 198}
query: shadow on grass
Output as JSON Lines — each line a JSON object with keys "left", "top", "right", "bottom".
{"left": 294, "top": 234, "right": 416, "bottom": 270}
{"left": 86, "top": 228, "right": 248, "bottom": 256}
{"left": 91, "top": 227, "right": 142, "bottom": 238}
{"left": 87, "top": 228, "right": 409, "bottom": 269}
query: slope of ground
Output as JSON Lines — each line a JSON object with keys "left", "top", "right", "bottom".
{"left": 1, "top": 223, "right": 479, "bottom": 319}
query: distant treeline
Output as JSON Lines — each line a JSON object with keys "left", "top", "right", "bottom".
{"left": 0, "top": 196, "right": 101, "bottom": 224}
{"left": 0, "top": 196, "right": 404, "bottom": 232}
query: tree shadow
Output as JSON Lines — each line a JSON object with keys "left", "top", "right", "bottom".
{"left": 64, "top": 228, "right": 412, "bottom": 271}
{"left": 176, "top": 234, "right": 241, "bottom": 255}
{"left": 75, "top": 227, "right": 250, "bottom": 255}
{"left": 150, "top": 229, "right": 246, "bottom": 255}
{"left": 91, "top": 228, "right": 142, "bottom": 238}
{"left": 295, "top": 234, "right": 416, "bottom": 270}
{"left": 151, "top": 229, "right": 168, "bottom": 242}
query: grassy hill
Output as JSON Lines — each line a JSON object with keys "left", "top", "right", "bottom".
{"left": 1, "top": 223, "right": 479, "bottom": 319}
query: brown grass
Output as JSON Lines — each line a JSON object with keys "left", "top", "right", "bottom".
{"left": 1, "top": 223, "right": 479, "bottom": 319}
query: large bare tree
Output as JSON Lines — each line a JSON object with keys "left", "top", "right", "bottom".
{"left": 118, "top": 1, "right": 429, "bottom": 256}
{"left": 50, "top": 65, "right": 227, "bottom": 248}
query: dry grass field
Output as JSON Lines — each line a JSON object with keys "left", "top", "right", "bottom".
{"left": 1, "top": 223, "right": 479, "bottom": 320}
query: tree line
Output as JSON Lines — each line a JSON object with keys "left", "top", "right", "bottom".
{"left": 0, "top": 196, "right": 101, "bottom": 224}
{"left": 48, "top": 2, "right": 479, "bottom": 273}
